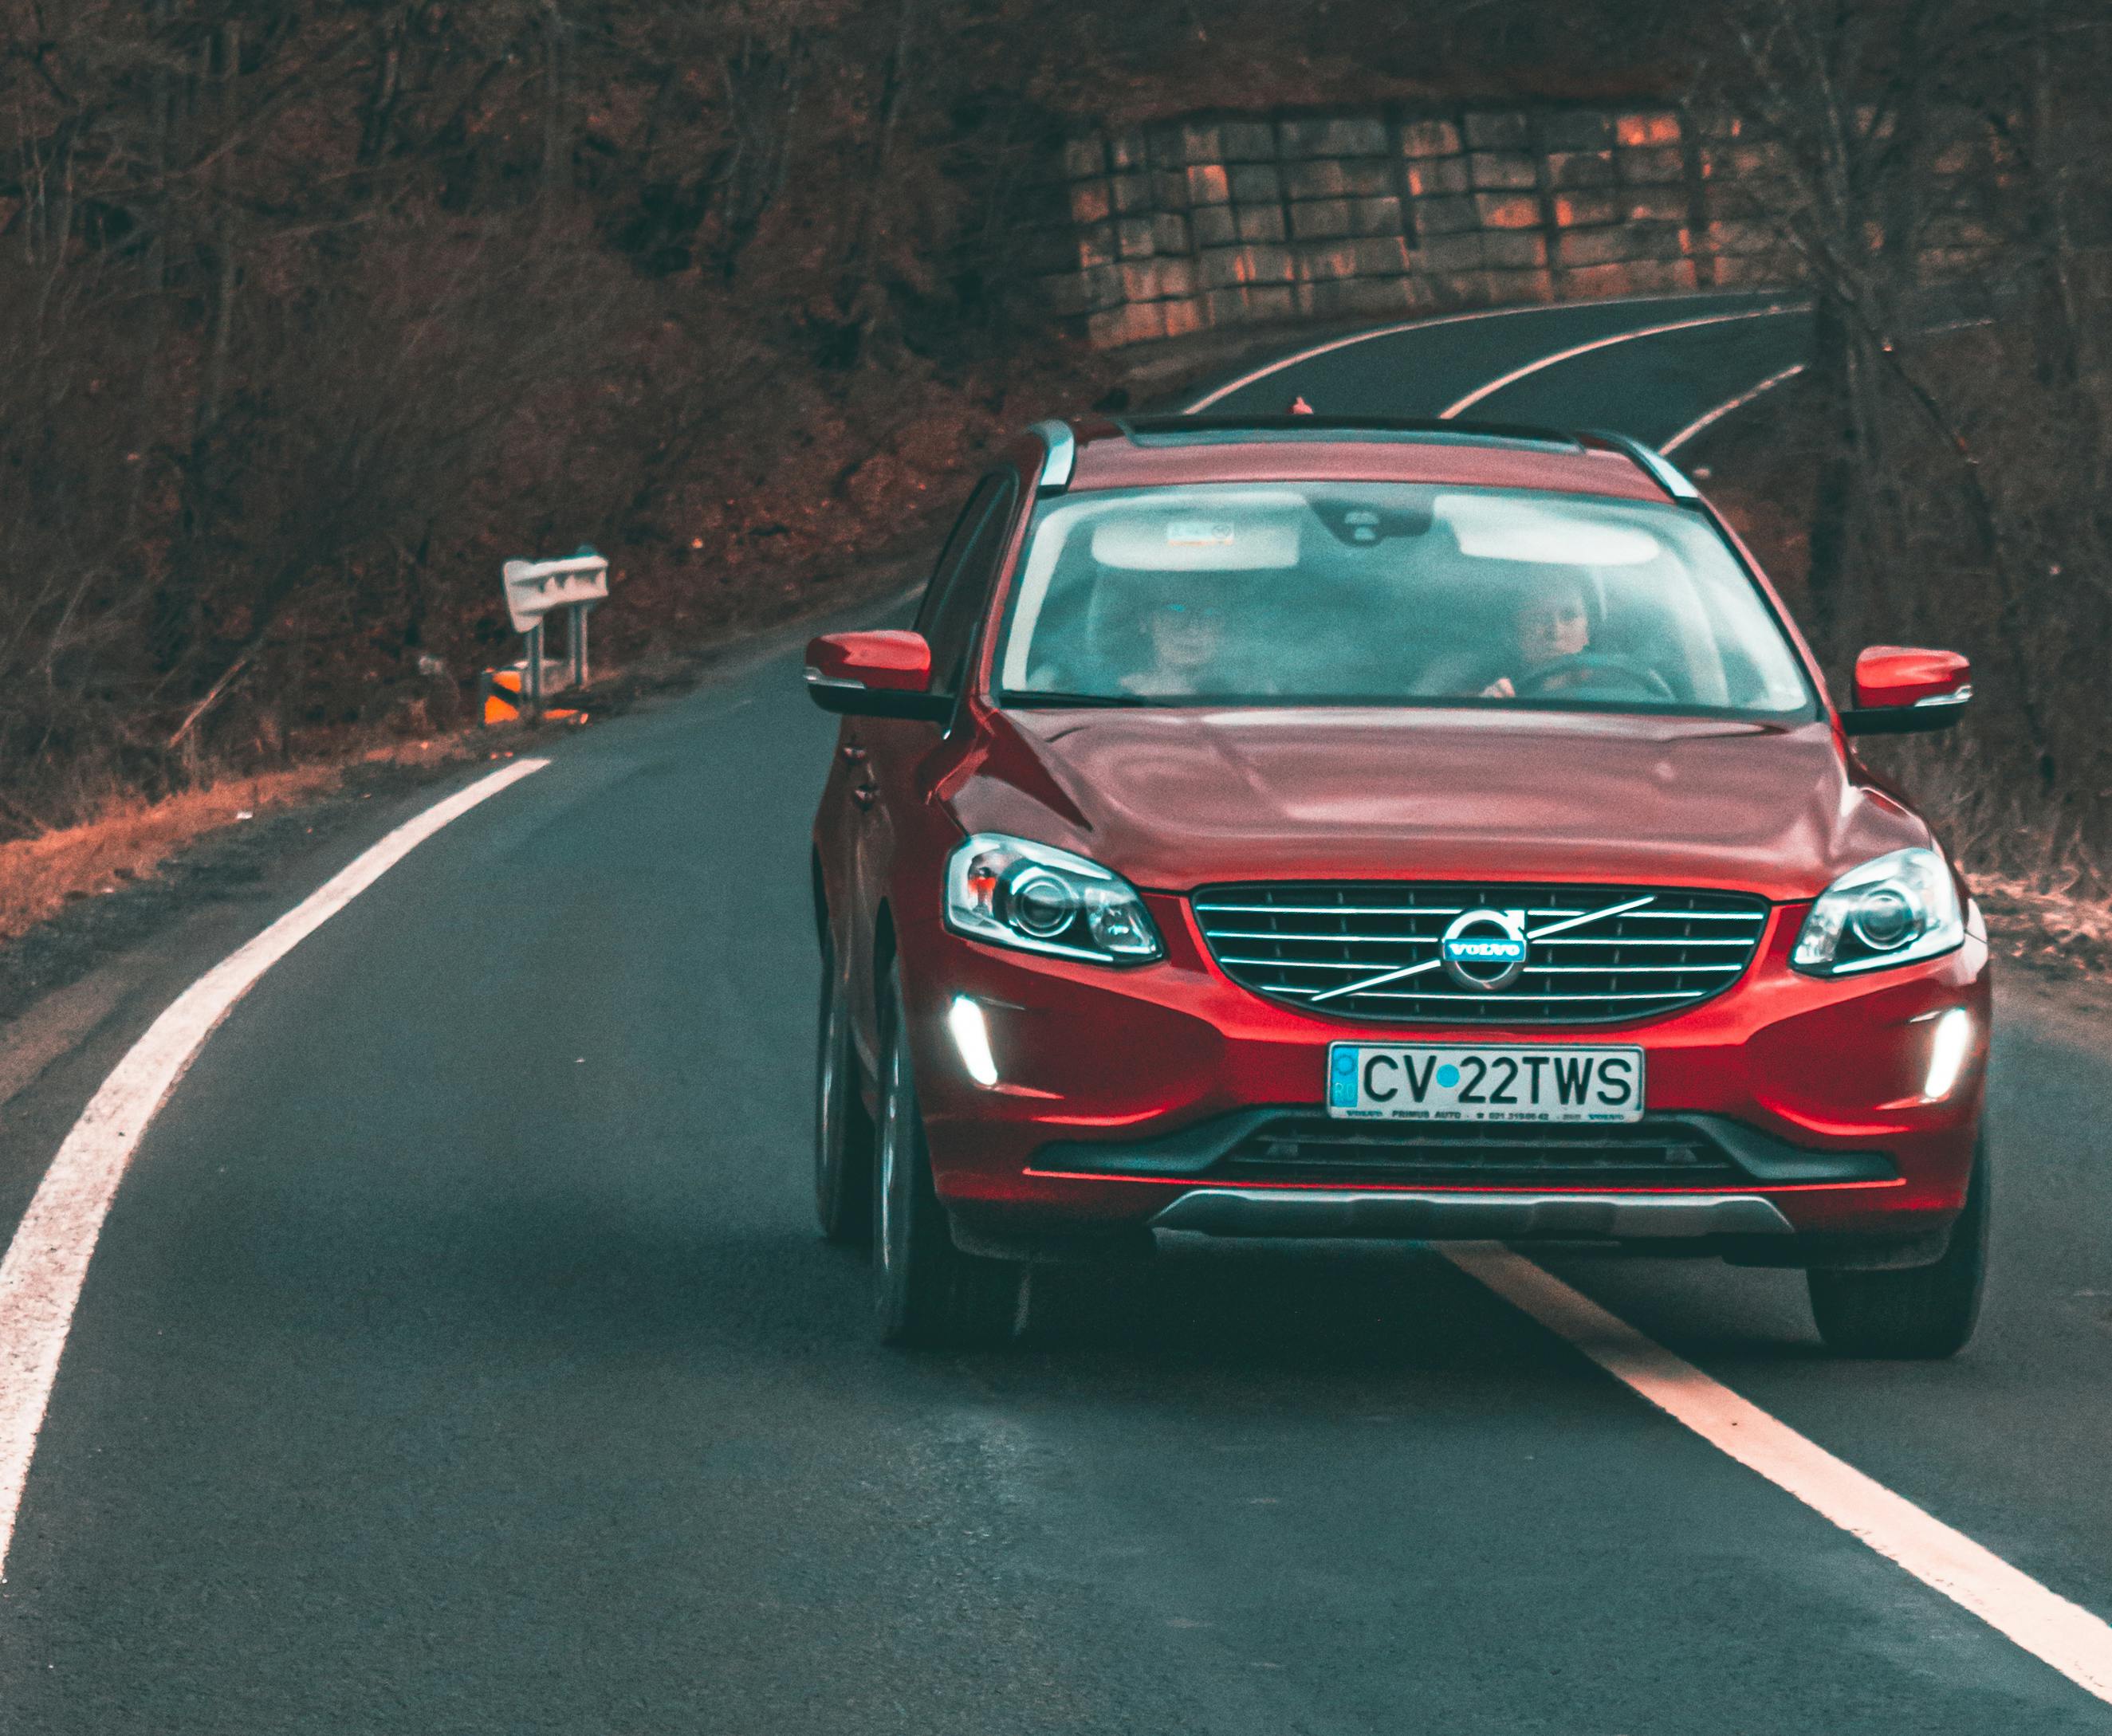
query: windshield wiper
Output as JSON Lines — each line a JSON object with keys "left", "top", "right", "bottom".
{"left": 1000, "top": 690, "right": 1151, "bottom": 708}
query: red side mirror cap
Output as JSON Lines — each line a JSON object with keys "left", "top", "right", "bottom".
{"left": 804, "top": 630, "right": 953, "bottom": 721}
{"left": 1844, "top": 646, "right": 1972, "bottom": 736}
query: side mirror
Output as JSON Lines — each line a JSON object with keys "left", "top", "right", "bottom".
{"left": 804, "top": 630, "right": 954, "bottom": 721}
{"left": 1842, "top": 646, "right": 1972, "bottom": 736}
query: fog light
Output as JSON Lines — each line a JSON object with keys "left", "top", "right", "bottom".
{"left": 947, "top": 996, "right": 999, "bottom": 1087}
{"left": 1923, "top": 1007, "right": 1973, "bottom": 1101}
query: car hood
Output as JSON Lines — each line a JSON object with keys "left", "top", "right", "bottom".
{"left": 947, "top": 705, "right": 1929, "bottom": 901}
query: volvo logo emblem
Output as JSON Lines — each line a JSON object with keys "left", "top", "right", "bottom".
{"left": 1439, "top": 907, "right": 1529, "bottom": 991}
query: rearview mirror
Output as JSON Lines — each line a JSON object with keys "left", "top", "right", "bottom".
{"left": 804, "top": 630, "right": 954, "bottom": 721}
{"left": 1842, "top": 646, "right": 1972, "bottom": 736}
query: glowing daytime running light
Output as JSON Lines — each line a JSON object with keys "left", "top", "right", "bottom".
{"left": 1923, "top": 1007, "right": 1974, "bottom": 1102}
{"left": 947, "top": 996, "right": 1000, "bottom": 1087}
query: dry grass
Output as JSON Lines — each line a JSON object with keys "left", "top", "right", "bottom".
{"left": 1976, "top": 875, "right": 2112, "bottom": 977}
{"left": 0, "top": 740, "right": 474, "bottom": 946}
{"left": 0, "top": 766, "right": 347, "bottom": 944}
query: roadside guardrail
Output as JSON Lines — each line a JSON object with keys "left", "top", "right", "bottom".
{"left": 482, "top": 546, "right": 607, "bottom": 724}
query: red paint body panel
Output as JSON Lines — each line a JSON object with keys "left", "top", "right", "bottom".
{"left": 890, "top": 905, "right": 1985, "bottom": 1245}
{"left": 1854, "top": 645, "right": 1972, "bottom": 709}
{"left": 952, "top": 707, "right": 1921, "bottom": 901}
{"left": 807, "top": 629, "right": 933, "bottom": 691}
{"left": 810, "top": 427, "right": 1990, "bottom": 1264}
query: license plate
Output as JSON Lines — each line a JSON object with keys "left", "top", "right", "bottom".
{"left": 1327, "top": 1043, "right": 1645, "bottom": 1124}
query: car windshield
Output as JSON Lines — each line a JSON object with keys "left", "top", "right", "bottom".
{"left": 993, "top": 481, "right": 1815, "bottom": 719}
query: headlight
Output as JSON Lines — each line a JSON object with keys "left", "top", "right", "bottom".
{"left": 1791, "top": 847, "right": 1964, "bottom": 976}
{"left": 943, "top": 833, "right": 1163, "bottom": 964}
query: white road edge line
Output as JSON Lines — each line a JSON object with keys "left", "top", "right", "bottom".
{"left": 1661, "top": 362, "right": 1807, "bottom": 455}
{"left": 0, "top": 756, "right": 550, "bottom": 1578}
{"left": 1438, "top": 304, "right": 1804, "bottom": 420}
{"left": 1442, "top": 1243, "right": 2112, "bottom": 1707}
{"left": 1182, "top": 291, "right": 1786, "bottom": 414}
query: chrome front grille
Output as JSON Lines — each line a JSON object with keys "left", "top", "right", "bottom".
{"left": 1191, "top": 882, "right": 1771, "bottom": 1025}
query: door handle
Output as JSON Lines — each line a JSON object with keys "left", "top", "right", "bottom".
{"left": 851, "top": 784, "right": 877, "bottom": 810}
{"left": 840, "top": 744, "right": 867, "bottom": 763}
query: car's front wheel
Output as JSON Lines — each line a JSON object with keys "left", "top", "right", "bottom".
{"left": 813, "top": 935, "right": 874, "bottom": 1245}
{"left": 1807, "top": 1138, "right": 1988, "bottom": 1360}
{"left": 872, "top": 960, "right": 1021, "bottom": 1348}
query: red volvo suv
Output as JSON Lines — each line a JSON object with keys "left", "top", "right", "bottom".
{"left": 805, "top": 417, "right": 1988, "bottom": 1356}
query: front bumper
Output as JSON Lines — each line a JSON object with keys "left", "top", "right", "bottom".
{"left": 1149, "top": 1186, "right": 1795, "bottom": 1241}
{"left": 895, "top": 893, "right": 1990, "bottom": 1263}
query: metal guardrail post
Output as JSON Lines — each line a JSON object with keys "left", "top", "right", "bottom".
{"left": 565, "top": 600, "right": 595, "bottom": 689}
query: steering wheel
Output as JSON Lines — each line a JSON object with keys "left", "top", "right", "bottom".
{"left": 1512, "top": 653, "right": 1677, "bottom": 701}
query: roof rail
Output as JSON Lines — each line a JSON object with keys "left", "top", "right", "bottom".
{"left": 1580, "top": 429, "right": 1704, "bottom": 504}
{"left": 1026, "top": 416, "right": 1707, "bottom": 502}
{"left": 1030, "top": 418, "right": 1076, "bottom": 493}
{"left": 1126, "top": 414, "right": 1585, "bottom": 450}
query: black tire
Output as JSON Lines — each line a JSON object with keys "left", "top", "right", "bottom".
{"left": 1807, "top": 1140, "right": 1989, "bottom": 1360}
{"left": 872, "top": 961, "right": 1021, "bottom": 1348}
{"left": 813, "top": 936, "right": 875, "bottom": 1245}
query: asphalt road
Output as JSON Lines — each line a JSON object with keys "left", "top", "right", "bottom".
{"left": 2, "top": 297, "right": 2109, "bottom": 1734}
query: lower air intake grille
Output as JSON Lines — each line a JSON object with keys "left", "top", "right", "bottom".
{"left": 1192, "top": 882, "right": 1769, "bottom": 1025}
{"left": 1218, "top": 1117, "right": 1744, "bottom": 1188}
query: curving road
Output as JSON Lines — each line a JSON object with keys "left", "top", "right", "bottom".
{"left": 1, "top": 297, "right": 2109, "bottom": 1734}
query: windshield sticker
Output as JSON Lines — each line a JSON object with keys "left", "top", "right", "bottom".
{"left": 1089, "top": 516, "right": 1299, "bottom": 571}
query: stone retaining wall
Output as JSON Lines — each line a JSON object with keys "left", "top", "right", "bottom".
{"left": 1039, "top": 105, "right": 1803, "bottom": 348}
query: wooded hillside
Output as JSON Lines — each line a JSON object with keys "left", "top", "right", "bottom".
{"left": 2, "top": 2, "right": 2108, "bottom": 877}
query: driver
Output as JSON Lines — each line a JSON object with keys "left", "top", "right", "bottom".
{"left": 1119, "top": 594, "right": 1229, "bottom": 697}
{"left": 1481, "top": 570, "right": 1591, "bottom": 700}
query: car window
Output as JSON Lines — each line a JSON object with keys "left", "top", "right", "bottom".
{"left": 993, "top": 481, "right": 1815, "bottom": 720}
{"left": 915, "top": 479, "right": 1001, "bottom": 635}
{"left": 919, "top": 473, "right": 1017, "bottom": 701}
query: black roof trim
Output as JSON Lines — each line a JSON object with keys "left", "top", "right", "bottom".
{"left": 1037, "top": 414, "right": 1703, "bottom": 503}
{"left": 1099, "top": 415, "right": 1705, "bottom": 502}
{"left": 1115, "top": 414, "right": 1591, "bottom": 452}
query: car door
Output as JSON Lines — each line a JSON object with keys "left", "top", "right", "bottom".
{"left": 845, "top": 471, "right": 1021, "bottom": 1069}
